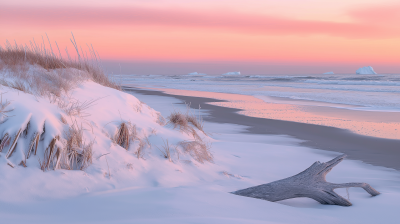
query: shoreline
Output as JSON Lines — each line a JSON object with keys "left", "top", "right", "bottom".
{"left": 123, "top": 86, "right": 400, "bottom": 171}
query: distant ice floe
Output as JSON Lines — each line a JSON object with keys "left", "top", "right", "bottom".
{"left": 187, "top": 72, "right": 207, "bottom": 76}
{"left": 222, "top": 71, "right": 241, "bottom": 76}
{"left": 356, "top": 66, "right": 377, "bottom": 75}
{"left": 323, "top": 72, "right": 334, "bottom": 75}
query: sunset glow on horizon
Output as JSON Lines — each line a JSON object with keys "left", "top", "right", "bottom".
{"left": 1, "top": 0, "right": 400, "bottom": 74}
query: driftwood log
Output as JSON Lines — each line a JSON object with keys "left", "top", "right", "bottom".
{"left": 232, "top": 154, "right": 380, "bottom": 206}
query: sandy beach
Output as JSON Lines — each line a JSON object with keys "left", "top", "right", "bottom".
{"left": 123, "top": 86, "right": 400, "bottom": 170}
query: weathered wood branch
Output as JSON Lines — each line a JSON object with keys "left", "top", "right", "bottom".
{"left": 232, "top": 154, "right": 380, "bottom": 206}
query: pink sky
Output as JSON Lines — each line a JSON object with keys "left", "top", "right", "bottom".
{"left": 1, "top": 0, "right": 400, "bottom": 74}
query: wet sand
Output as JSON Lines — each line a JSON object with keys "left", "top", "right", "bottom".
{"left": 123, "top": 86, "right": 400, "bottom": 170}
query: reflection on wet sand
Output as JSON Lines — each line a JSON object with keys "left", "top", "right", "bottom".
{"left": 151, "top": 87, "right": 400, "bottom": 140}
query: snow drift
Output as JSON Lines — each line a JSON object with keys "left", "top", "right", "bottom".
{"left": 356, "top": 66, "right": 377, "bottom": 75}
{"left": 0, "top": 44, "right": 214, "bottom": 200}
{"left": 0, "top": 77, "right": 210, "bottom": 168}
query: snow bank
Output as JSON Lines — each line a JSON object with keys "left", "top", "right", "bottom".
{"left": 0, "top": 65, "right": 214, "bottom": 201}
{"left": 222, "top": 71, "right": 241, "bottom": 76}
{"left": 2, "top": 105, "right": 399, "bottom": 223}
{"left": 323, "top": 72, "right": 334, "bottom": 74}
{"left": 187, "top": 72, "right": 207, "bottom": 76}
{"left": 356, "top": 66, "right": 377, "bottom": 74}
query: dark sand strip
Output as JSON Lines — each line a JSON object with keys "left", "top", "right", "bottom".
{"left": 123, "top": 86, "right": 400, "bottom": 170}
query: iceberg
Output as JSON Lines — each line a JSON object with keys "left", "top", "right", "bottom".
{"left": 323, "top": 72, "right": 334, "bottom": 75}
{"left": 356, "top": 66, "right": 377, "bottom": 75}
{"left": 222, "top": 71, "right": 241, "bottom": 76}
{"left": 187, "top": 72, "right": 206, "bottom": 76}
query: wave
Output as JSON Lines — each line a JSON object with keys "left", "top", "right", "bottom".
{"left": 117, "top": 73, "right": 400, "bottom": 111}
{"left": 303, "top": 80, "right": 400, "bottom": 86}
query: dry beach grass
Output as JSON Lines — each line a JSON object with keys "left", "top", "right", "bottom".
{"left": 178, "top": 140, "right": 213, "bottom": 164}
{"left": 167, "top": 106, "right": 213, "bottom": 163}
{"left": 0, "top": 36, "right": 214, "bottom": 173}
{"left": 0, "top": 36, "right": 109, "bottom": 171}
{"left": 63, "top": 122, "right": 94, "bottom": 170}
{"left": 156, "top": 138, "right": 177, "bottom": 162}
{"left": 0, "top": 35, "right": 120, "bottom": 97}
{"left": 167, "top": 105, "right": 207, "bottom": 140}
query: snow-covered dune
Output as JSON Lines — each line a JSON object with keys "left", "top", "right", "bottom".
{"left": 0, "top": 63, "right": 214, "bottom": 201}
{"left": 1, "top": 87, "right": 399, "bottom": 223}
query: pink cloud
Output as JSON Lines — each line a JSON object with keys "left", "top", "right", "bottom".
{"left": 349, "top": 4, "right": 400, "bottom": 23}
{"left": 0, "top": 6, "right": 398, "bottom": 38}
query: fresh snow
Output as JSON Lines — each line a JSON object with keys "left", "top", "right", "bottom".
{"left": 356, "top": 66, "right": 377, "bottom": 74}
{"left": 0, "top": 66, "right": 399, "bottom": 223}
{"left": 222, "top": 71, "right": 241, "bottom": 75}
{"left": 323, "top": 72, "right": 334, "bottom": 74}
{"left": 0, "top": 65, "right": 213, "bottom": 201}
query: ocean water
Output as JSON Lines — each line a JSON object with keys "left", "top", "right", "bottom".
{"left": 116, "top": 73, "right": 400, "bottom": 112}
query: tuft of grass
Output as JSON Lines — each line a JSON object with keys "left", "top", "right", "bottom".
{"left": 135, "top": 136, "right": 151, "bottom": 159}
{"left": 115, "top": 122, "right": 130, "bottom": 150}
{"left": 178, "top": 140, "right": 213, "bottom": 164}
{"left": 186, "top": 113, "right": 204, "bottom": 133}
{"left": 5, "top": 128, "right": 22, "bottom": 159}
{"left": 113, "top": 121, "right": 138, "bottom": 150}
{"left": 0, "top": 133, "right": 10, "bottom": 152}
{"left": 168, "top": 112, "right": 188, "bottom": 130}
{"left": 156, "top": 138, "right": 178, "bottom": 162}
{"left": 26, "top": 132, "right": 40, "bottom": 159}
{"left": 39, "top": 136, "right": 59, "bottom": 171}
{"left": 167, "top": 106, "right": 206, "bottom": 140}
{"left": 166, "top": 105, "right": 212, "bottom": 163}
{"left": 60, "top": 121, "right": 94, "bottom": 170}
{"left": 0, "top": 35, "right": 120, "bottom": 97}
{"left": 63, "top": 98, "right": 99, "bottom": 117}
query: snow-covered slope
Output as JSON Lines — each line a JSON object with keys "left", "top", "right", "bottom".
{"left": 323, "top": 71, "right": 334, "bottom": 74}
{"left": 1, "top": 91, "right": 400, "bottom": 224}
{"left": 356, "top": 66, "right": 377, "bottom": 74}
{"left": 0, "top": 65, "right": 214, "bottom": 201}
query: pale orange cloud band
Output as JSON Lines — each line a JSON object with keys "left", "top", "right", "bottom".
{"left": 1, "top": 6, "right": 399, "bottom": 39}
